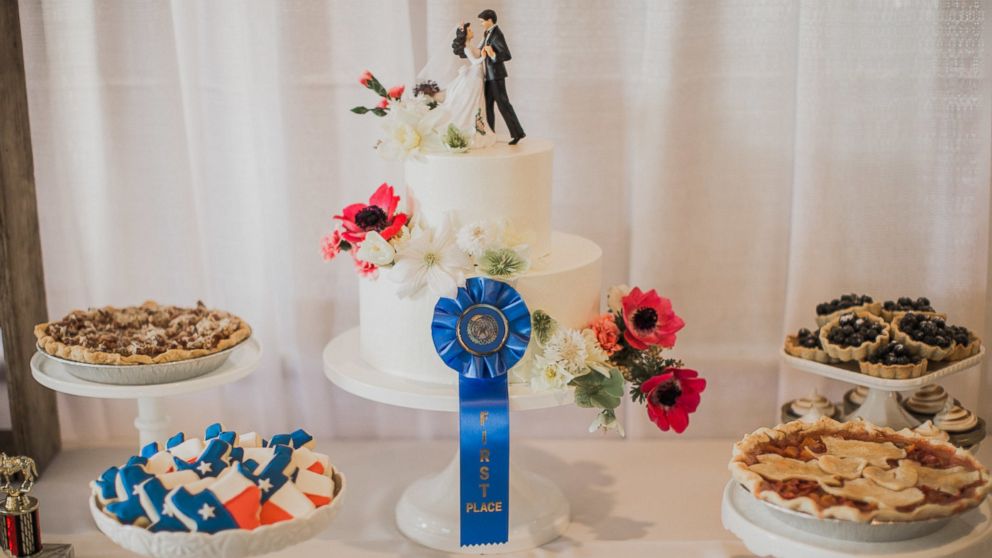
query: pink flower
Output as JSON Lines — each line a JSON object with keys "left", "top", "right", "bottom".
{"left": 588, "top": 313, "right": 622, "bottom": 356}
{"left": 352, "top": 253, "right": 378, "bottom": 278}
{"left": 621, "top": 288, "right": 685, "bottom": 350}
{"left": 641, "top": 368, "right": 706, "bottom": 434}
{"left": 359, "top": 70, "right": 373, "bottom": 87}
{"left": 321, "top": 230, "right": 347, "bottom": 261}
{"left": 387, "top": 85, "right": 405, "bottom": 100}
{"left": 377, "top": 98, "right": 390, "bottom": 109}
{"left": 334, "top": 183, "right": 409, "bottom": 244}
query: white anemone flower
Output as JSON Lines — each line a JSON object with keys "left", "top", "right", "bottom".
{"left": 389, "top": 221, "right": 470, "bottom": 299}
{"left": 530, "top": 354, "right": 573, "bottom": 391}
{"left": 456, "top": 220, "right": 506, "bottom": 257}
{"left": 378, "top": 100, "right": 443, "bottom": 161}
{"left": 355, "top": 231, "right": 396, "bottom": 267}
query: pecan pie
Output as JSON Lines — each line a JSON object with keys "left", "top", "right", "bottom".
{"left": 35, "top": 301, "right": 251, "bottom": 365}
{"left": 730, "top": 418, "right": 992, "bottom": 522}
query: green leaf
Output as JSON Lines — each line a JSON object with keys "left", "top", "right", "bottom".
{"left": 531, "top": 310, "right": 557, "bottom": 345}
{"left": 371, "top": 107, "right": 388, "bottom": 117}
{"left": 351, "top": 106, "right": 369, "bottom": 114}
{"left": 570, "top": 369, "right": 624, "bottom": 410}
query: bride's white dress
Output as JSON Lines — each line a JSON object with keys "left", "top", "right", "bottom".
{"left": 434, "top": 48, "right": 496, "bottom": 149}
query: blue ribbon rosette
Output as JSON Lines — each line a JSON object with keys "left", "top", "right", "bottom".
{"left": 432, "top": 277, "right": 531, "bottom": 546}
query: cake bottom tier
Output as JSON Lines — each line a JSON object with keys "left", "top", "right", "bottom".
{"left": 358, "top": 232, "right": 603, "bottom": 385}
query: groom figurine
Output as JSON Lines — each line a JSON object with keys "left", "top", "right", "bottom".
{"left": 478, "top": 9, "right": 525, "bottom": 145}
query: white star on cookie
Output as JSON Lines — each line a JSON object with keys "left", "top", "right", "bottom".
{"left": 198, "top": 503, "right": 215, "bottom": 521}
{"left": 196, "top": 462, "right": 213, "bottom": 475}
{"left": 258, "top": 478, "right": 273, "bottom": 493}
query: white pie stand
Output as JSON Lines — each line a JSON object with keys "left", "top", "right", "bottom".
{"left": 31, "top": 337, "right": 262, "bottom": 446}
{"left": 722, "top": 481, "right": 992, "bottom": 557}
{"left": 781, "top": 347, "right": 985, "bottom": 429}
{"left": 323, "top": 327, "right": 571, "bottom": 554}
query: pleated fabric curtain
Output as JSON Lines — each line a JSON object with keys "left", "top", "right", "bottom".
{"left": 16, "top": 0, "right": 990, "bottom": 444}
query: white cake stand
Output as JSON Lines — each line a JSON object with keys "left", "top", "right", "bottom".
{"left": 781, "top": 348, "right": 985, "bottom": 429}
{"left": 31, "top": 337, "right": 262, "bottom": 446}
{"left": 323, "top": 327, "right": 571, "bottom": 554}
{"left": 722, "top": 481, "right": 992, "bottom": 557}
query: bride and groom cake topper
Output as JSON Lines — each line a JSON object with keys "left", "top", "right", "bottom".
{"left": 422, "top": 9, "right": 525, "bottom": 147}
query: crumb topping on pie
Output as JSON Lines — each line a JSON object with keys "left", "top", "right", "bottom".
{"left": 35, "top": 301, "right": 251, "bottom": 365}
{"left": 730, "top": 418, "right": 992, "bottom": 522}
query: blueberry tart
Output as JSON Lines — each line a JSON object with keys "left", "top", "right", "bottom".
{"left": 891, "top": 313, "right": 957, "bottom": 362}
{"left": 784, "top": 327, "right": 836, "bottom": 363}
{"left": 815, "top": 293, "right": 881, "bottom": 327}
{"left": 859, "top": 342, "right": 928, "bottom": 379}
{"left": 819, "top": 311, "right": 890, "bottom": 362}
{"left": 880, "top": 296, "right": 943, "bottom": 323}
{"left": 947, "top": 324, "right": 982, "bottom": 360}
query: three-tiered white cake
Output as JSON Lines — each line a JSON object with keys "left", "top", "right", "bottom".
{"left": 359, "top": 139, "right": 603, "bottom": 384}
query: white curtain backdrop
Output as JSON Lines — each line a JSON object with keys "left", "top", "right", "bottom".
{"left": 16, "top": 0, "right": 991, "bottom": 445}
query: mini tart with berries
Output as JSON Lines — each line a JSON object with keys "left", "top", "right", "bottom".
{"left": 859, "top": 342, "right": 928, "bottom": 380}
{"left": 818, "top": 311, "right": 890, "bottom": 362}
{"left": 880, "top": 296, "right": 944, "bottom": 323}
{"left": 891, "top": 313, "right": 957, "bottom": 362}
{"left": 34, "top": 301, "right": 251, "bottom": 365}
{"left": 729, "top": 417, "right": 992, "bottom": 522}
{"left": 947, "top": 324, "right": 982, "bottom": 361}
{"left": 815, "top": 293, "right": 881, "bottom": 327}
{"left": 784, "top": 327, "right": 836, "bottom": 363}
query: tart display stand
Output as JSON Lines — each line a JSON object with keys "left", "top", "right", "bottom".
{"left": 780, "top": 347, "right": 985, "bottom": 430}
{"left": 323, "top": 327, "right": 571, "bottom": 554}
{"left": 722, "top": 481, "right": 992, "bottom": 557}
{"left": 31, "top": 337, "right": 262, "bottom": 446}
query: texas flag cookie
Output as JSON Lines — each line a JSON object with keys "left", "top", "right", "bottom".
{"left": 259, "top": 482, "right": 315, "bottom": 525}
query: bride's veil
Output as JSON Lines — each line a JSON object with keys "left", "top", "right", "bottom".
{"left": 415, "top": 25, "right": 466, "bottom": 93}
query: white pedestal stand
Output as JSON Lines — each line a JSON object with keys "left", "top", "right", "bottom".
{"left": 781, "top": 347, "right": 985, "bottom": 429}
{"left": 31, "top": 337, "right": 262, "bottom": 446}
{"left": 323, "top": 327, "right": 571, "bottom": 554}
{"left": 722, "top": 481, "right": 992, "bottom": 557}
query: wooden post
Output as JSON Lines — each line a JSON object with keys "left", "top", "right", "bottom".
{"left": 0, "top": 0, "right": 61, "bottom": 471}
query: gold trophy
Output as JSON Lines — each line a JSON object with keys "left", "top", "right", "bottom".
{"left": 0, "top": 454, "right": 41, "bottom": 556}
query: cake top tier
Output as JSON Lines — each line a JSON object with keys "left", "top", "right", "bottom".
{"left": 404, "top": 139, "right": 554, "bottom": 257}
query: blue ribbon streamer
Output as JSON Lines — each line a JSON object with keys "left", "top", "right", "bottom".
{"left": 432, "top": 277, "right": 530, "bottom": 546}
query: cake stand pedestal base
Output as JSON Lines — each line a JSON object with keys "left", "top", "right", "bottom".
{"left": 845, "top": 388, "right": 919, "bottom": 430}
{"left": 396, "top": 450, "right": 569, "bottom": 554}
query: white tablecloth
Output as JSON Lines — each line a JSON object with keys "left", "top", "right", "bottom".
{"left": 32, "top": 438, "right": 992, "bottom": 557}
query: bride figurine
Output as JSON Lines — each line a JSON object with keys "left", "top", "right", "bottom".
{"left": 416, "top": 23, "right": 497, "bottom": 150}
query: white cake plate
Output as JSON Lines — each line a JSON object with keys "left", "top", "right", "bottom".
{"left": 781, "top": 347, "right": 985, "bottom": 429}
{"left": 32, "top": 337, "right": 262, "bottom": 446}
{"left": 323, "top": 327, "right": 572, "bottom": 554}
{"left": 722, "top": 481, "right": 992, "bottom": 557}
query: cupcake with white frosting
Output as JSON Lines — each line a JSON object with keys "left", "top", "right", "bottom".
{"left": 843, "top": 386, "right": 869, "bottom": 416}
{"left": 782, "top": 391, "right": 841, "bottom": 423}
{"left": 902, "top": 384, "right": 951, "bottom": 422}
{"left": 934, "top": 400, "right": 986, "bottom": 450}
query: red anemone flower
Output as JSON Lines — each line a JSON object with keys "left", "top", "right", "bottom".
{"left": 334, "top": 183, "right": 408, "bottom": 244}
{"left": 621, "top": 287, "right": 685, "bottom": 350}
{"left": 641, "top": 368, "right": 706, "bottom": 433}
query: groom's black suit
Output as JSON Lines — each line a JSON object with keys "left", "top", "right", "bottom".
{"left": 480, "top": 26, "right": 524, "bottom": 140}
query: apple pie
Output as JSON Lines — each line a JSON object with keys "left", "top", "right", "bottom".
{"left": 730, "top": 418, "right": 991, "bottom": 522}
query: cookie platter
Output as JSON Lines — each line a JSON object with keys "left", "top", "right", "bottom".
{"left": 89, "top": 425, "right": 344, "bottom": 558}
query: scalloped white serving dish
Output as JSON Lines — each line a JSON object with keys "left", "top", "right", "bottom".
{"left": 90, "top": 472, "right": 344, "bottom": 558}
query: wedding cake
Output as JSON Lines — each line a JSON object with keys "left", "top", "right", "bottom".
{"left": 359, "top": 139, "right": 602, "bottom": 384}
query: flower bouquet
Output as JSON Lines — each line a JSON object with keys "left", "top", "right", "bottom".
{"left": 322, "top": 183, "right": 532, "bottom": 298}
{"left": 524, "top": 285, "right": 707, "bottom": 435}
